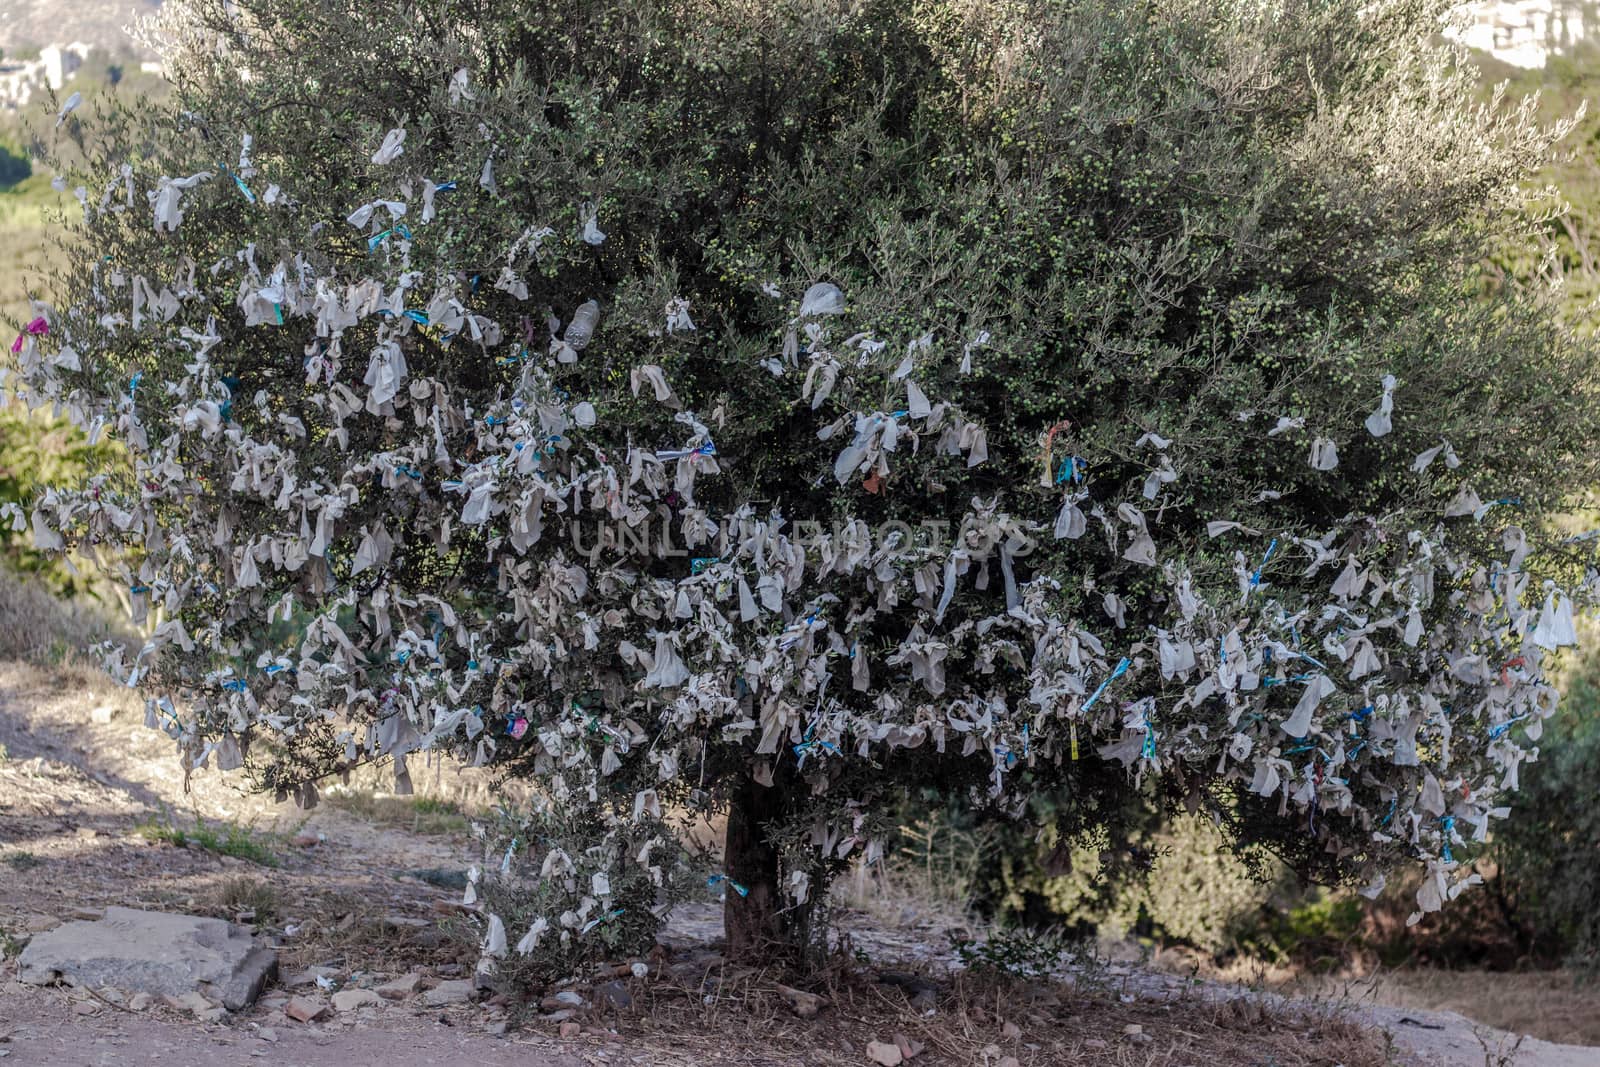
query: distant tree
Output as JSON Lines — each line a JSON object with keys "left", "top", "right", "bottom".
{"left": 12, "top": 0, "right": 1600, "bottom": 975}
{"left": 0, "top": 142, "right": 29, "bottom": 188}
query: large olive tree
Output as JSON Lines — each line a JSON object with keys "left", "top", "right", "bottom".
{"left": 10, "top": 0, "right": 1600, "bottom": 969}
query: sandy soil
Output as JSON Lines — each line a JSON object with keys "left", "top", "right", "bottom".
{"left": 2, "top": 659, "right": 1597, "bottom": 1067}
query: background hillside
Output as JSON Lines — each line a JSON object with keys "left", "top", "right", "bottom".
{"left": 0, "top": 0, "right": 161, "bottom": 58}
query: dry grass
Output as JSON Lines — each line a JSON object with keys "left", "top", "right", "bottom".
{"left": 590, "top": 962, "right": 1395, "bottom": 1067}
{"left": 1151, "top": 946, "right": 1600, "bottom": 1049}
{"left": 0, "top": 566, "right": 127, "bottom": 665}
{"left": 321, "top": 787, "right": 474, "bottom": 835}
{"left": 837, "top": 814, "right": 992, "bottom": 929}
{"left": 276, "top": 887, "right": 476, "bottom": 976}
{"left": 198, "top": 875, "right": 282, "bottom": 923}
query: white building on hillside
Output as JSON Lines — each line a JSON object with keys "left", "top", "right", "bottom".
{"left": 40, "top": 43, "right": 93, "bottom": 90}
{"left": 1449, "top": 0, "right": 1589, "bottom": 68}
{"left": 0, "top": 41, "right": 93, "bottom": 112}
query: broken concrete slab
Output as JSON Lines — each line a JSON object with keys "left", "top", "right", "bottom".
{"left": 16, "top": 906, "right": 277, "bottom": 1011}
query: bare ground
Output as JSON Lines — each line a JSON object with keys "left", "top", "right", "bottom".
{"left": 2, "top": 659, "right": 1597, "bottom": 1067}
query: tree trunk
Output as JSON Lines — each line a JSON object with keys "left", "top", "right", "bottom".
{"left": 723, "top": 767, "right": 786, "bottom": 958}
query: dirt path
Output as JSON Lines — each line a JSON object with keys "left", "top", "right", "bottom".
{"left": 2, "top": 659, "right": 1597, "bottom": 1067}
{"left": 0, "top": 988, "right": 591, "bottom": 1067}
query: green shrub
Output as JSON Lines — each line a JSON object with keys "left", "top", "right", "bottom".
{"left": 136, "top": 811, "right": 281, "bottom": 867}
{"left": 0, "top": 408, "right": 121, "bottom": 598}
{"left": 0, "top": 141, "right": 29, "bottom": 190}
{"left": 1490, "top": 640, "right": 1600, "bottom": 972}
{"left": 950, "top": 926, "right": 1080, "bottom": 980}
{"left": 986, "top": 804, "right": 1292, "bottom": 956}
{"left": 466, "top": 805, "right": 689, "bottom": 994}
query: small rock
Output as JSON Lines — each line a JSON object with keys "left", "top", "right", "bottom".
{"left": 893, "top": 1033, "right": 924, "bottom": 1060}
{"left": 166, "top": 991, "right": 216, "bottom": 1016}
{"left": 1024, "top": 983, "right": 1062, "bottom": 1007}
{"left": 127, "top": 993, "right": 153, "bottom": 1012}
{"left": 866, "top": 1040, "right": 903, "bottom": 1066}
{"left": 291, "top": 833, "right": 320, "bottom": 848}
{"left": 775, "top": 983, "right": 824, "bottom": 1019}
{"left": 998, "top": 1058, "right": 1020, "bottom": 1067}
{"left": 909, "top": 989, "right": 937, "bottom": 1012}
{"left": 878, "top": 971, "right": 938, "bottom": 998}
{"left": 593, "top": 980, "right": 632, "bottom": 1011}
{"left": 284, "top": 996, "right": 328, "bottom": 1023}
{"left": 90, "top": 706, "right": 116, "bottom": 724}
{"left": 1122, "top": 1024, "right": 1143, "bottom": 1037}
{"left": 284, "top": 967, "right": 340, "bottom": 989}
{"left": 75, "top": 828, "right": 98, "bottom": 840}
{"left": 558, "top": 1021, "right": 580, "bottom": 1039}
{"left": 541, "top": 1009, "right": 576, "bottom": 1023}
{"left": 72, "top": 1001, "right": 100, "bottom": 1016}
{"left": 485, "top": 1020, "right": 508, "bottom": 1036}
{"left": 256, "top": 1027, "right": 277, "bottom": 1043}
{"left": 1002, "top": 1020, "right": 1022, "bottom": 1040}
{"left": 422, "top": 979, "right": 475, "bottom": 1007}
{"left": 376, "top": 973, "right": 422, "bottom": 1000}
{"left": 1084, "top": 1038, "right": 1109, "bottom": 1051}
{"left": 403, "top": 867, "right": 469, "bottom": 890}
{"left": 331, "top": 989, "right": 380, "bottom": 1012}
